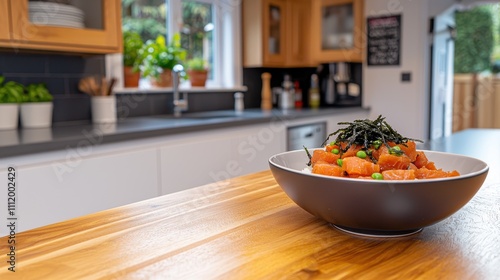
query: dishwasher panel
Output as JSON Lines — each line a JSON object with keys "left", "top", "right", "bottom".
{"left": 287, "top": 122, "right": 326, "bottom": 151}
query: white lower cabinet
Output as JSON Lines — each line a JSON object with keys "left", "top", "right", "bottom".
{"left": 0, "top": 148, "right": 159, "bottom": 234}
{"left": 234, "top": 121, "right": 287, "bottom": 176}
{"left": 159, "top": 124, "right": 285, "bottom": 194}
{"left": 160, "top": 130, "right": 235, "bottom": 194}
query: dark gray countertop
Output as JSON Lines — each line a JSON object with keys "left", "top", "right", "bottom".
{"left": 0, "top": 107, "right": 370, "bottom": 158}
{"left": 421, "top": 128, "right": 499, "bottom": 191}
{"left": 422, "top": 128, "right": 500, "bottom": 165}
{"left": 420, "top": 129, "right": 499, "bottom": 183}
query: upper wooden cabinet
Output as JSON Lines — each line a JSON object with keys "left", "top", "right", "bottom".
{"left": 243, "top": 0, "right": 313, "bottom": 67}
{"left": 286, "top": 0, "right": 312, "bottom": 67}
{"left": 310, "top": 0, "right": 364, "bottom": 63}
{"left": 0, "top": 0, "right": 122, "bottom": 54}
{"left": 0, "top": 0, "right": 11, "bottom": 41}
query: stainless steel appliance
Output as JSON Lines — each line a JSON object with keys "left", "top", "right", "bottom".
{"left": 287, "top": 122, "right": 326, "bottom": 151}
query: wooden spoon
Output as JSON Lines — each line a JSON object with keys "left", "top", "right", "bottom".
{"left": 78, "top": 78, "right": 92, "bottom": 95}
{"left": 100, "top": 77, "right": 108, "bottom": 96}
{"left": 107, "top": 78, "right": 116, "bottom": 96}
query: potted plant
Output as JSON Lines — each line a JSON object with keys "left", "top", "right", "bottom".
{"left": 20, "top": 83, "right": 54, "bottom": 128}
{"left": 139, "top": 33, "right": 186, "bottom": 87}
{"left": 186, "top": 57, "right": 209, "bottom": 87}
{"left": 0, "top": 76, "right": 24, "bottom": 130}
{"left": 123, "top": 31, "right": 144, "bottom": 88}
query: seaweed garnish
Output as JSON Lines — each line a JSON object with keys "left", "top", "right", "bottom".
{"left": 304, "top": 145, "right": 312, "bottom": 166}
{"left": 320, "top": 115, "right": 423, "bottom": 153}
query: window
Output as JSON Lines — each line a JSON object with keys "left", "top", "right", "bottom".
{"left": 116, "top": 0, "right": 242, "bottom": 88}
{"left": 180, "top": 1, "right": 214, "bottom": 79}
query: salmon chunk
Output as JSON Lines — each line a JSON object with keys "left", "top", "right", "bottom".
{"left": 342, "top": 156, "right": 380, "bottom": 177}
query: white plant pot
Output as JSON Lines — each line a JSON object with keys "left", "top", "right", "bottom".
{"left": 20, "top": 102, "right": 53, "bottom": 128}
{"left": 0, "top": 103, "right": 19, "bottom": 130}
{"left": 91, "top": 95, "right": 116, "bottom": 124}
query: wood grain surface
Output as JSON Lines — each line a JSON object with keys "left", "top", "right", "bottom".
{"left": 1, "top": 129, "right": 500, "bottom": 279}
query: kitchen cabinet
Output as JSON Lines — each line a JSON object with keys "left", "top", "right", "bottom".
{"left": 285, "top": 0, "right": 313, "bottom": 67}
{"left": 159, "top": 124, "right": 285, "bottom": 194}
{"left": 262, "top": 0, "right": 287, "bottom": 65}
{"left": 0, "top": 147, "right": 159, "bottom": 233}
{"left": 160, "top": 132, "right": 236, "bottom": 194}
{"left": 234, "top": 123, "right": 285, "bottom": 176}
{"left": 0, "top": 0, "right": 121, "bottom": 54}
{"left": 310, "top": 0, "right": 364, "bottom": 63}
{"left": 0, "top": 0, "right": 10, "bottom": 41}
{"left": 243, "top": 0, "right": 313, "bottom": 67}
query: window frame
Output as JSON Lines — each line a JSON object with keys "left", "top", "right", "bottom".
{"left": 110, "top": 0, "right": 242, "bottom": 90}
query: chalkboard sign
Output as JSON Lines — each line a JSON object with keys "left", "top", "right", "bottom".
{"left": 367, "top": 14, "right": 401, "bottom": 66}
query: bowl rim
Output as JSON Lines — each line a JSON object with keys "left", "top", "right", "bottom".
{"left": 269, "top": 149, "right": 489, "bottom": 184}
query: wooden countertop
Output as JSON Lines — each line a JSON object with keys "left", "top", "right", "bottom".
{"left": 1, "top": 129, "right": 500, "bottom": 279}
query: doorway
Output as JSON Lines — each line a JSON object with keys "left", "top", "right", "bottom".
{"left": 429, "top": 2, "right": 500, "bottom": 139}
{"left": 429, "top": 7, "right": 455, "bottom": 140}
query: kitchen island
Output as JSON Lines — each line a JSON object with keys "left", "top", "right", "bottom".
{"left": 1, "top": 129, "right": 499, "bottom": 279}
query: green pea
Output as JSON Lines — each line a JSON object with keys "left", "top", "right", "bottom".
{"left": 389, "top": 146, "right": 403, "bottom": 156}
{"left": 331, "top": 148, "right": 340, "bottom": 154}
{"left": 371, "top": 173, "right": 383, "bottom": 180}
{"left": 356, "top": 150, "right": 367, "bottom": 159}
{"left": 330, "top": 141, "right": 336, "bottom": 146}
{"left": 373, "top": 140, "right": 382, "bottom": 149}
{"left": 337, "top": 158, "right": 343, "bottom": 167}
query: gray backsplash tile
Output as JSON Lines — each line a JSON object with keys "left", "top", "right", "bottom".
{"left": 52, "top": 94, "right": 91, "bottom": 124}
{"left": 0, "top": 52, "right": 105, "bottom": 125}
{"left": 147, "top": 94, "right": 172, "bottom": 115}
{"left": 24, "top": 77, "right": 67, "bottom": 95}
{"left": 1, "top": 52, "right": 246, "bottom": 125}
{"left": 47, "top": 55, "right": 86, "bottom": 74}
{"left": 2, "top": 53, "right": 48, "bottom": 74}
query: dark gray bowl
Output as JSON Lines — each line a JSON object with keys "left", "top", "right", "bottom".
{"left": 269, "top": 149, "right": 489, "bottom": 237}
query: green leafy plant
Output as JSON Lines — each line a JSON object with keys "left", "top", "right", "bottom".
{"left": 0, "top": 76, "right": 24, "bottom": 103}
{"left": 123, "top": 30, "right": 144, "bottom": 72}
{"left": 454, "top": 6, "right": 494, "bottom": 73}
{"left": 22, "top": 83, "right": 53, "bottom": 103}
{"left": 139, "top": 33, "right": 187, "bottom": 78}
{"left": 186, "top": 57, "right": 208, "bottom": 71}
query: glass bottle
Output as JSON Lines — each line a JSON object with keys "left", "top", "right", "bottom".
{"left": 309, "top": 74, "right": 320, "bottom": 109}
{"left": 294, "top": 81, "right": 303, "bottom": 108}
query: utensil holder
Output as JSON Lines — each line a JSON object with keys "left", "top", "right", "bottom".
{"left": 91, "top": 95, "right": 116, "bottom": 124}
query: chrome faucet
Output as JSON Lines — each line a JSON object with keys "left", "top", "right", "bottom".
{"left": 172, "top": 64, "right": 188, "bottom": 117}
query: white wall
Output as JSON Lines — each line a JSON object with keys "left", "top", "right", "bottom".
{"left": 363, "top": 0, "right": 431, "bottom": 140}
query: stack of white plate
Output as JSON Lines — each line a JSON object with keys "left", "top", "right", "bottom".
{"left": 29, "top": 2, "right": 85, "bottom": 29}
